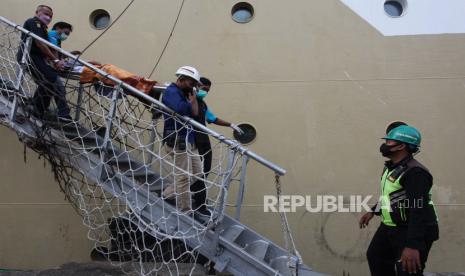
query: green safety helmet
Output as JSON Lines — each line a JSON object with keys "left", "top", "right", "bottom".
{"left": 382, "top": 125, "right": 421, "bottom": 147}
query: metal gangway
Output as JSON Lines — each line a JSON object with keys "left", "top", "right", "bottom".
{"left": 0, "top": 16, "right": 324, "bottom": 276}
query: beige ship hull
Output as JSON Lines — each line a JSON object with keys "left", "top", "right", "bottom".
{"left": 1, "top": 0, "right": 464, "bottom": 275}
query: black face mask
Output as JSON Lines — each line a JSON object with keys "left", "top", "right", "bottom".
{"left": 182, "top": 87, "right": 193, "bottom": 96}
{"left": 379, "top": 143, "right": 400, "bottom": 157}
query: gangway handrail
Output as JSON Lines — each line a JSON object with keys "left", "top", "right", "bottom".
{"left": 0, "top": 15, "right": 286, "bottom": 176}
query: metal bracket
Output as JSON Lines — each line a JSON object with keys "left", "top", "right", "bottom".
{"left": 235, "top": 155, "right": 249, "bottom": 220}
{"left": 98, "top": 84, "right": 121, "bottom": 181}
{"left": 10, "top": 37, "right": 32, "bottom": 122}
{"left": 213, "top": 256, "right": 231, "bottom": 272}
{"left": 74, "top": 83, "right": 84, "bottom": 121}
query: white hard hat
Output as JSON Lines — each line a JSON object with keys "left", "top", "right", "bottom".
{"left": 175, "top": 66, "right": 200, "bottom": 83}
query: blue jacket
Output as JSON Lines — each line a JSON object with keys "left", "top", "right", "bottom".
{"left": 162, "top": 83, "right": 195, "bottom": 144}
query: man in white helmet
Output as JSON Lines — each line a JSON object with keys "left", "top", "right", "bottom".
{"left": 161, "top": 66, "right": 203, "bottom": 213}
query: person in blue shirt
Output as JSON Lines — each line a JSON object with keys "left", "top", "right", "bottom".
{"left": 48, "top": 21, "right": 73, "bottom": 48}
{"left": 161, "top": 66, "right": 202, "bottom": 213}
{"left": 190, "top": 77, "right": 244, "bottom": 216}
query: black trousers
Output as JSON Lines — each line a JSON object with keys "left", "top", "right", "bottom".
{"left": 367, "top": 223, "right": 435, "bottom": 276}
{"left": 29, "top": 56, "right": 71, "bottom": 118}
{"left": 197, "top": 141, "right": 212, "bottom": 176}
{"left": 191, "top": 141, "right": 212, "bottom": 211}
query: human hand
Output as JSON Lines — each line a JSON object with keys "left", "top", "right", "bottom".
{"left": 188, "top": 91, "right": 197, "bottom": 102}
{"left": 54, "top": 59, "right": 65, "bottom": 70}
{"left": 359, "top": 212, "right": 374, "bottom": 229}
{"left": 230, "top": 123, "right": 244, "bottom": 135}
{"left": 399, "top": 247, "right": 421, "bottom": 274}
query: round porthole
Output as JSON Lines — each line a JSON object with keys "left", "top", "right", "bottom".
{"left": 233, "top": 123, "right": 257, "bottom": 145}
{"left": 384, "top": 0, "right": 407, "bottom": 17}
{"left": 231, "top": 2, "right": 254, "bottom": 23}
{"left": 90, "top": 9, "right": 111, "bottom": 29}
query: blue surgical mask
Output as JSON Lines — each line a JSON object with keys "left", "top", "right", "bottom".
{"left": 60, "top": 33, "right": 68, "bottom": 41}
{"left": 197, "top": 90, "right": 208, "bottom": 99}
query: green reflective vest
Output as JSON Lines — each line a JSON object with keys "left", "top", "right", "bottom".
{"left": 379, "top": 161, "right": 436, "bottom": 227}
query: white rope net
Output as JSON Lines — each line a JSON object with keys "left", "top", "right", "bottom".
{"left": 0, "top": 19, "right": 255, "bottom": 275}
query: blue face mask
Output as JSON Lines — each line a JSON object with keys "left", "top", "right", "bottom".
{"left": 197, "top": 90, "right": 208, "bottom": 99}
{"left": 60, "top": 33, "right": 68, "bottom": 41}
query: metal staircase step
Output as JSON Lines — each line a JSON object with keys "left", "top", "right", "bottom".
{"left": 105, "top": 153, "right": 151, "bottom": 177}
{"left": 270, "top": 256, "right": 292, "bottom": 273}
{"left": 62, "top": 128, "right": 164, "bottom": 194}
{"left": 221, "top": 225, "right": 245, "bottom": 243}
{"left": 124, "top": 168, "right": 159, "bottom": 181}
{"left": 105, "top": 153, "right": 164, "bottom": 192}
{"left": 62, "top": 128, "right": 103, "bottom": 147}
{"left": 126, "top": 169, "right": 150, "bottom": 177}
{"left": 244, "top": 240, "right": 269, "bottom": 261}
{"left": 106, "top": 152, "right": 133, "bottom": 166}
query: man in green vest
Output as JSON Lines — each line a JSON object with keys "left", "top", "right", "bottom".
{"left": 359, "top": 123, "right": 439, "bottom": 275}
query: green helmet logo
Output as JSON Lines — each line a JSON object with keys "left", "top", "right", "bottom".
{"left": 382, "top": 125, "right": 421, "bottom": 147}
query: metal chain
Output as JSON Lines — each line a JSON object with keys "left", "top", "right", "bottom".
{"left": 275, "top": 174, "right": 302, "bottom": 275}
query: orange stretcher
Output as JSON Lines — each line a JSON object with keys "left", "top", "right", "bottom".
{"left": 80, "top": 64, "right": 157, "bottom": 94}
